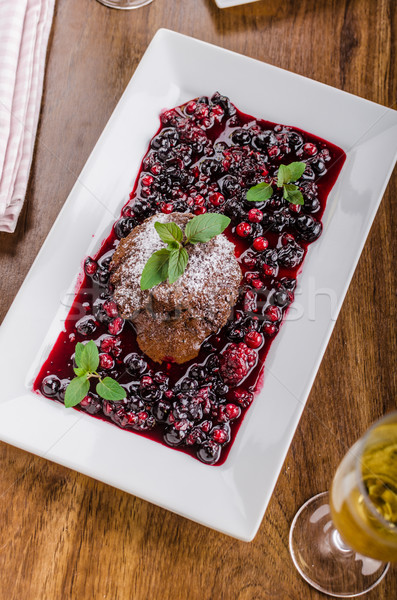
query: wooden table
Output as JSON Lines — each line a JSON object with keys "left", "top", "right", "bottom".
{"left": 0, "top": 1, "right": 395, "bottom": 598}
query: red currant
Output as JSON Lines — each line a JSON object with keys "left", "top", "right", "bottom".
{"left": 194, "top": 206, "right": 207, "bottom": 215}
{"left": 194, "top": 194, "right": 205, "bottom": 207}
{"left": 161, "top": 203, "right": 174, "bottom": 214}
{"left": 253, "top": 236, "right": 268, "bottom": 251}
{"left": 185, "top": 101, "right": 197, "bottom": 114}
{"left": 248, "top": 208, "right": 263, "bottom": 223}
{"left": 225, "top": 404, "right": 241, "bottom": 420}
{"left": 245, "top": 331, "right": 263, "bottom": 349}
{"left": 236, "top": 222, "right": 252, "bottom": 237}
{"left": 265, "top": 305, "right": 281, "bottom": 322}
{"left": 303, "top": 143, "right": 317, "bottom": 156}
{"left": 209, "top": 192, "right": 225, "bottom": 206}
{"left": 141, "top": 174, "right": 153, "bottom": 186}
{"left": 263, "top": 322, "right": 277, "bottom": 336}
{"left": 84, "top": 258, "right": 97, "bottom": 276}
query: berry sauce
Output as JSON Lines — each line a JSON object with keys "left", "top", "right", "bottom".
{"left": 33, "top": 93, "right": 346, "bottom": 465}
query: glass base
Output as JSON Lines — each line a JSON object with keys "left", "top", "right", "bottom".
{"left": 289, "top": 492, "right": 389, "bottom": 598}
{"left": 96, "top": 0, "right": 153, "bottom": 9}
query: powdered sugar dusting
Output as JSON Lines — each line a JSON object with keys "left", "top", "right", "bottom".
{"left": 110, "top": 212, "right": 241, "bottom": 325}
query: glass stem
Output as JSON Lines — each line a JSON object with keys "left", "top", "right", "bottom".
{"left": 331, "top": 529, "right": 354, "bottom": 554}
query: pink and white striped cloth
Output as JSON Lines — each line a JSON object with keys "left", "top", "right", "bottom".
{"left": 0, "top": 0, "right": 55, "bottom": 233}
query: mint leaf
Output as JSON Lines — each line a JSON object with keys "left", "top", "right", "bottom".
{"left": 277, "top": 164, "right": 290, "bottom": 187}
{"left": 74, "top": 366, "right": 86, "bottom": 377}
{"left": 64, "top": 375, "right": 90, "bottom": 408}
{"left": 185, "top": 213, "right": 230, "bottom": 244}
{"left": 74, "top": 342, "right": 85, "bottom": 369}
{"left": 168, "top": 247, "right": 189, "bottom": 284}
{"left": 246, "top": 182, "right": 273, "bottom": 202}
{"left": 154, "top": 221, "right": 183, "bottom": 245}
{"left": 285, "top": 161, "right": 306, "bottom": 182}
{"left": 167, "top": 241, "right": 180, "bottom": 250}
{"left": 96, "top": 377, "right": 126, "bottom": 401}
{"left": 79, "top": 340, "right": 99, "bottom": 372}
{"left": 277, "top": 161, "right": 306, "bottom": 186}
{"left": 283, "top": 184, "right": 304, "bottom": 205}
{"left": 140, "top": 214, "right": 231, "bottom": 290}
{"left": 140, "top": 249, "right": 170, "bottom": 290}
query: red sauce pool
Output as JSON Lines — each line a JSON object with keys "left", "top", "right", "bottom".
{"left": 33, "top": 93, "right": 346, "bottom": 465}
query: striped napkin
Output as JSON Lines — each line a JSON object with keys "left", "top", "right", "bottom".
{"left": 0, "top": 0, "right": 55, "bottom": 233}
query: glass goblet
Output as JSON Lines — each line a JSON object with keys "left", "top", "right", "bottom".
{"left": 289, "top": 411, "right": 397, "bottom": 597}
{"left": 96, "top": 0, "right": 153, "bottom": 10}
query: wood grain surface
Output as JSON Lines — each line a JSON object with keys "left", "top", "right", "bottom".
{"left": 0, "top": 0, "right": 396, "bottom": 598}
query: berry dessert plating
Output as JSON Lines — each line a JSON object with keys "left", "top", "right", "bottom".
{"left": 34, "top": 93, "right": 346, "bottom": 465}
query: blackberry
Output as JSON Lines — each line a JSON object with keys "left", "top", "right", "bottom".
{"left": 76, "top": 316, "right": 97, "bottom": 336}
{"left": 301, "top": 165, "right": 315, "bottom": 181}
{"left": 296, "top": 214, "right": 322, "bottom": 241}
{"left": 197, "top": 441, "right": 221, "bottom": 464}
{"left": 152, "top": 400, "right": 171, "bottom": 422}
{"left": 41, "top": 375, "right": 61, "bottom": 397}
{"left": 93, "top": 299, "right": 111, "bottom": 324}
{"left": 277, "top": 242, "right": 304, "bottom": 268}
{"left": 231, "top": 128, "right": 252, "bottom": 145}
{"left": 210, "top": 92, "right": 236, "bottom": 117}
{"left": 164, "top": 427, "right": 188, "bottom": 447}
{"left": 124, "top": 353, "right": 147, "bottom": 376}
{"left": 273, "top": 289, "right": 290, "bottom": 308}
{"left": 222, "top": 175, "right": 241, "bottom": 198}
{"left": 288, "top": 131, "right": 304, "bottom": 150}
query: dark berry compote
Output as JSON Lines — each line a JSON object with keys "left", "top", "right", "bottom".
{"left": 34, "top": 93, "right": 346, "bottom": 465}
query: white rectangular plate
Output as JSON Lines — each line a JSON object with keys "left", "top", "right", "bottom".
{"left": 0, "top": 29, "right": 396, "bottom": 541}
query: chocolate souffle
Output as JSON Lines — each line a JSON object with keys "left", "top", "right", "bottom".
{"left": 110, "top": 213, "right": 241, "bottom": 363}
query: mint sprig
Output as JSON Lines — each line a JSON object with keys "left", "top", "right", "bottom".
{"left": 140, "top": 249, "right": 172, "bottom": 290}
{"left": 283, "top": 184, "right": 304, "bottom": 205}
{"left": 247, "top": 161, "right": 306, "bottom": 205}
{"left": 140, "top": 213, "right": 230, "bottom": 290}
{"left": 64, "top": 341, "right": 126, "bottom": 408}
{"left": 185, "top": 212, "right": 230, "bottom": 244}
{"left": 96, "top": 377, "right": 127, "bottom": 401}
{"left": 168, "top": 246, "right": 189, "bottom": 284}
{"left": 154, "top": 221, "right": 183, "bottom": 245}
{"left": 65, "top": 375, "right": 90, "bottom": 407}
{"left": 246, "top": 182, "right": 273, "bottom": 203}
{"left": 277, "top": 162, "right": 306, "bottom": 187}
